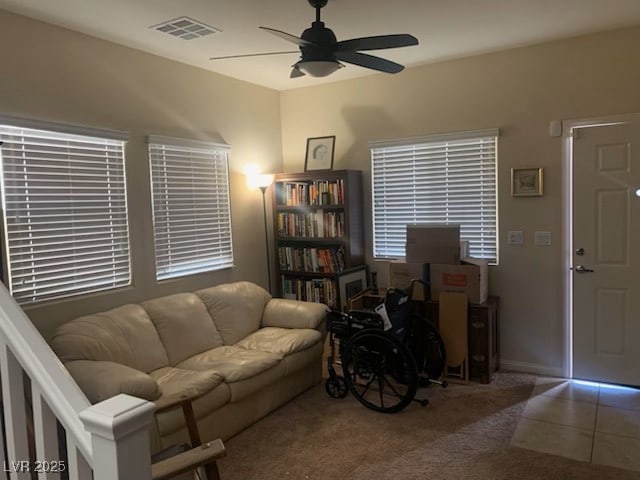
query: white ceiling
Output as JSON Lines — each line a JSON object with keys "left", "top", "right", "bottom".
{"left": 2, "top": 0, "right": 640, "bottom": 91}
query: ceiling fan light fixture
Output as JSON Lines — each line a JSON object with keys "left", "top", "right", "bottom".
{"left": 296, "top": 60, "right": 343, "bottom": 77}
{"left": 211, "top": 1, "right": 418, "bottom": 79}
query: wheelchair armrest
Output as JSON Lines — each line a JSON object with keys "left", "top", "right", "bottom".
{"left": 348, "top": 309, "right": 381, "bottom": 320}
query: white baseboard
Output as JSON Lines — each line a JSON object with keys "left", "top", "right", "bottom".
{"left": 500, "top": 359, "right": 564, "bottom": 378}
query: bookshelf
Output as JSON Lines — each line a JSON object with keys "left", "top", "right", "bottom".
{"left": 273, "top": 170, "right": 365, "bottom": 309}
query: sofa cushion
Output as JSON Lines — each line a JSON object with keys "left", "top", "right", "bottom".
{"left": 65, "top": 360, "right": 161, "bottom": 404}
{"left": 282, "top": 341, "right": 325, "bottom": 377}
{"left": 227, "top": 361, "right": 286, "bottom": 403}
{"left": 177, "top": 346, "right": 281, "bottom": 383}
{"left": 150, "top": 367, "right": 224, "bottom": 399}
{"left": 142, "top": 293, "right": 223, "bottom": 365}
{"left": 196, "top": 281, "right": 271, "bottom": 345}
{"left": 151, "top": 371, "right": 231, "bottom": 436}
{"left": 51, "top": 304, "right": 169, "bottom": 373}
{"left": 235, "top": 327, "right": 322, "bottom": 356}
{"left": 155, "top": 384, "right": 231, "bottom": 436}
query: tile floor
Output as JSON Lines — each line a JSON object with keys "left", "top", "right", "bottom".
{"left": 511, "top": 377, "right": 640, "bottom": 472}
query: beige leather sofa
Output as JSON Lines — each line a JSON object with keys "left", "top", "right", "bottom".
{"left": 51, "top": 281, "right": 327, "bottom": 450}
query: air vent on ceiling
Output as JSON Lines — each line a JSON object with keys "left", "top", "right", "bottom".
{"left": 152, "top": 17, "right": 220, "bottom": 40}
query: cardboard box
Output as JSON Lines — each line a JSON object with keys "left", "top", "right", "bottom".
{"left": 439, "top": 292, "right": 469, "bottom": 381}
{"left": 430, "top": 257, "right": 489, "bottom": 304}
{"left": 388, "top": 259, "right": 429, "bottom": 300}
{"left": 459, "top": 240, "right": 470, "bottom": 259}
{"left": 405, "top": 224, "right": 461, "bottom": 264}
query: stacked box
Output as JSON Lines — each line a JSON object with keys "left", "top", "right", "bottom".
{"left": 388, "top": 259, "right": 430, "bottom": 300}
{"left": 403, "top": 224, "right": 489, "bottom": 305}
{"left": 405, "top": 224, "right": 461, "bottom": 264}
{"left": 459, "top": 240, "right": 470, "bottom": 259}
{"left": 430, "top": 258, "right": 489, "bottom": 305}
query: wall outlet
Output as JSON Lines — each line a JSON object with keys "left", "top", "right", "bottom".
{"left": 535, "top": 231, "right": 552, "bottom": 246}
{"left": 508, "top": 230, "right": 524, "bottom": 245}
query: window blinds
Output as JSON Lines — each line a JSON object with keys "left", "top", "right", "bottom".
{"left": 148, "top": 136, "right": 233, "bottom": 280}
{"left": 370, "top": 129, "right": 498, "bottom": 262}
{"left": 0, "top": 124, "right": 131, "bottom": 304}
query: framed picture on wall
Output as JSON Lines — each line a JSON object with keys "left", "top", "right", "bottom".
{"left": 337, "top": 266, "right": 368, "bottom": 311}
{"left": 511, "top": 168, "right": 544, "bottom": 197}
{"left": 304, "top": 136, "right": 335, "bottom": 171}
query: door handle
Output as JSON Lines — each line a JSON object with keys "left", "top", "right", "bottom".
{"left": 572, "top": 265, "right": 594, "bottom": 273}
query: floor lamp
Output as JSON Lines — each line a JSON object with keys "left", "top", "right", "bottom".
{"left": 255, "top": 174, "right": 275, "bottom": 293}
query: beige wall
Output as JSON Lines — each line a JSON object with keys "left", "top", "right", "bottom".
{"left": 3, "top": 7, "right": 640, "bottom": 373}
{"left": 0, "top": 10, "right": 283, "bottom": 340}
{"left": 279, "top": 26, "right": 640, "bottom": 374}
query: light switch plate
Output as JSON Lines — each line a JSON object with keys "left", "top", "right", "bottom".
{"left": 535, "top": 231, "right": 552, "bottom": 246}
{"left": 508, "top": 230, "right": 524, "bottom": 245}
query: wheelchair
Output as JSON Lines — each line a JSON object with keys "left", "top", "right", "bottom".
{"left": 325, "top": 279, "right": 447, "bottom": 413}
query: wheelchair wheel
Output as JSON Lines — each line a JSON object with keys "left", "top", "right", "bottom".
{"left": 341, "top": 330, "right": 418, "bottom": 413}
{"left": 410, "top": 315, "right": 447, "bottom": 380}
{"left": 325, "top": 376, "right": 348, "bottom": 398}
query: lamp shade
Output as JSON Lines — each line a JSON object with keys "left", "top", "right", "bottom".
{"left": 255, "top": 173, "right": 274, "bottom": 189}
{"left": 244, "top": 164, "right": 274, "bottom": 189}
{"left": 297, "top": 60, "right": 343, "bottom": 77}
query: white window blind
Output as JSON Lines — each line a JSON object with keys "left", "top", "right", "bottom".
{"left": 148, "top": 135, "right": 233, "bottom": 280}
{"left": 370, "top": 129, "right": 498, "bottom": 262}
{"left": 0, "top": 123, "right": 131, "bottom": 304}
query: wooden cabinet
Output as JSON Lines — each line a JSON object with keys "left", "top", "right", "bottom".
{"left": 426, "top": 296, "right": 499, "bottom": 383}
{"left": 273, "top": 170, "right": 365, "bottom": 309}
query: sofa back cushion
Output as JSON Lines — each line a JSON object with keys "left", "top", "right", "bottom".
{"left": 51, "top": 304, "right": 169, "bottom": 373}
{"left": 196, "top": 281, "right": 271, "bottom": 345}
{"left": 142, "top": 293, "right": 223, "bottom": 365}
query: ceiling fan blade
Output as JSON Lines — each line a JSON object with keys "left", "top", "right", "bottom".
{"left": 210, "top": 51, "right": 299, "bottom": 61}
{"left": 290, "top": 66, "right": 305, "bottom": 78}
{"left": 259, "top": 26, "right": 315, "bottom": 47}
{"left": 335, "top": 51, "right": 405, "bottom": 74}
{"left": 335, "top": 34, "right": 418, "bottom": 52}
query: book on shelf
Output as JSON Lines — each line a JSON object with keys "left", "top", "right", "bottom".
{"left": 279, "top": 178, "right": 345, "bottom": 206}
{"left": 281, "top": 276, "right": 337, "bottom": 308}
{"left": 274, "top": 170, "right": 364, "bottom": 307}
{"left": 278, "top": 246, "right": 346, "bottom": 273}
{"left": 276, "top": 210, "right": 345, "bottom": 238}
{"left": 281, "top": 182, "right": 309, "bottom": 206}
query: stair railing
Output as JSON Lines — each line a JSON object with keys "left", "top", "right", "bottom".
{"left": 0, "top": 284, "right": 155, "bottom": 480}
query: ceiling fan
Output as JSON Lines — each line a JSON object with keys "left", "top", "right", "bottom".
{"left": 210, "top": 0, "right": 418, "bottom": 78}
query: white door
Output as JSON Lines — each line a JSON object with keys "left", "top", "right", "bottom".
{"left": 572, "top": 118, "right": 640, "bottom": 386}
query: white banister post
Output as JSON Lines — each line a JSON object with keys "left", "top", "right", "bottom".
{"left": 31, "top": 385, "right": 60, "bottom": 480}
{"left": 66, "top": 444, "right": 92, "bottom": 480}
{"left": 79, "top": 394, "right": 155, "bottom": 480}
{"left": 0, "top": 344, "right": 30, "bottom": 480}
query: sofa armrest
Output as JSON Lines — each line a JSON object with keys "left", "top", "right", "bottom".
{"left": 261, "top": 298, "right": 328, "bottom": 330}
{"left": 65, "top": 360, "right": 161, "bottom": 404}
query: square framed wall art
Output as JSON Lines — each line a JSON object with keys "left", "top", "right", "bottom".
{"left": 511, "top": 168, "right": 543, "bottom": 197}
{"left": 304, "top": 136, "right": 335, "bottom": 171}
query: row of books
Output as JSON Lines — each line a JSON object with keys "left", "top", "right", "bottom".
{"left": 281, "top": 276, "right": 337, "bottom": 308}
{"left": 277, "top": 211, "right": 345, "bottom": 238}
{"left": 278, "top": 246, "right": 346, "bottom": 273}
{"left": 278, "top": 179, "right": 345, "bottom": 206}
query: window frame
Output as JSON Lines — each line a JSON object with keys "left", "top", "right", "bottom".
{"left": 147, "top": 134, "right": 234, "bottom": 281}
{"left": 0, "top": 115, "right": 131, "bottom": 305}
{"left": 369, "top": 128, "right": 499, "bottom": 263}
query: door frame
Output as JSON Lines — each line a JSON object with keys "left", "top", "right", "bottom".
{"left": 561, "top": 113, "right": 639, "bottom": 379}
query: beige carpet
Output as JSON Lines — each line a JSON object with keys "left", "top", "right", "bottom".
{"left": 217, "top": 372, "right": 640, "bottom": 480}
